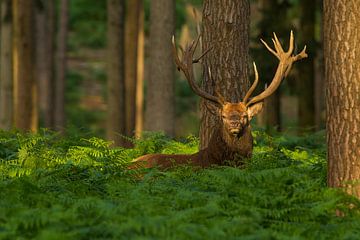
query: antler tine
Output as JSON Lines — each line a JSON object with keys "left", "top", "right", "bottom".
{"left": 273, "top": 32, "right": 284, "bottom": 53}
{"left": 246, "top": 31, "right": 307, "bottom": 107}
{"left": 287, "top": 30, "right": 294, "bottom": 54}
{"left": 243, "top": 62, "right": 259, "bottom": 104}
{"left": 260, "top": 39, "right": 279, "bottom": 59}
{"left": 172, "top": 35, "right": 183, "bottom": 71}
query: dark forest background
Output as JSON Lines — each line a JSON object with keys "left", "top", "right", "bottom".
{"left": 0, "top": 0, "right": 324, "bottom": 140}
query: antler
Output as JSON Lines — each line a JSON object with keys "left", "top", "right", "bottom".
{"left": 172, "top": 35, "right": 222, "bottom": 105}
{"left": 243, "top": 62, "right": 259, "bottom": 104}
{"left": 245, "top": 31, "right": 307, "bottom": 107}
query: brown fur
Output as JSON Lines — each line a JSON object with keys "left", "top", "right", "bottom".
{"left": 130, "top": 102, "right": 260, "bottom": 170}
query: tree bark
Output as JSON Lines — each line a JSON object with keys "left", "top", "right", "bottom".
{"left": 0, "top": 0, "right": 13, "bottom": 130}
{"left": 200, "top": 0, "right": 250, "bottom": 149}
{"left": 55, "top": 0, "right": 68, "bottom": 132}
{"left": 36, "top": 0, "right": 55, "bottom": 129}
{"left": 297, "top": 0, "right": 316, "bottom": 132}
{"left": 124, "top": 0, "right": 141, "bottom": 138}
{"left": 106, "top": 0, "right": 126, "bottom": 146}
{"left": 325, "top": 0, "right": 360, "bottom": 198}
{"left": 145, "top": 0, "right": 175, "bottom": 136}
{"left": 12, "top": 0, "right": 36, "bottom": 131}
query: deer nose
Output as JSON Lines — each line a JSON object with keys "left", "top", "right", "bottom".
{"left": 229, "top": 121, "right": 240, "bottom": 128}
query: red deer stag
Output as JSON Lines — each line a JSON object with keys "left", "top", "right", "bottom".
{"left": 131, "top": 31, "right": 307, "bottom": 170}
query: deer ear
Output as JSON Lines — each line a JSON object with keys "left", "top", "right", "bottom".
{"left": 203, "top": 101, "right": 221, "bottom": 116}
{"left": 247, "top": 101, "right": 264, "bottom": 120}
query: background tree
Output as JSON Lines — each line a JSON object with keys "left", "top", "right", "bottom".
{"left": 200, "top": 0, "right": 250, "bottom": 149}
{"left": 145, "top": 0, "right": 175, "bottom": 136}
{"left": 325, "top": 0, "right": 360, "bottom": 198}
{"left": 36, "top": 0, "right": 55, "bottom": 129}
{"left": 12, "top": 0, "right": 36, "bottom": 131}
{"left": 255, "top": 0, "right": 293, "bottom": 132}
{"left": 0, "top": 0, "right": 13, "bottom": 130}
{"left": 106, "top": 0, "right": 126, "bottom": 146}
{"left": 54, "top": 0, "right": 68, "bottom": 132}
{"left": 124, "top": 0, "right": 142, "bottom": 140}
{"left": 135, "top": 1, "right": 144, "bottom": 138}
{"left": 297, "top": 0, "right": 316, "bottom": 132}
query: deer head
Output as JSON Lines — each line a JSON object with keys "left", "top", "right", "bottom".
{"left": 172, "top": 31, "right": 307, "bottom": 137}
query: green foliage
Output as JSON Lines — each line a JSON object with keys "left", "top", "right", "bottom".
{"left": 0, "top": 130, "right": 359, "bottom": 239}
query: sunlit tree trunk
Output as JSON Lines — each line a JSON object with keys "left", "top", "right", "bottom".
{"left": 145, "top": 0, "right": 175, "bottom": 136}
{"left": 0, "top": 0, "right": 13, "bottom": 130}
{"left": 12, "top": 0, "right": 36, "bottom": 131}
{"left": 124, "top": 0, "right": 141, "bottom": 139}
{"left": 135, "top": 2, "right": 144, "bottom": 138}
{"left": 36, "top": 0, "right": 55, "bottom": 129}
{"left": 200, "top": 0, "right": 250, "bottom": 149}
{"left": 106, "top": 0, "right": 126, "bottom": 146}
{"left": 54, "top": 0, "right": 68, "bottom": 132}
{"left": 325, "top": 0, "right": 360, "bottom": 198}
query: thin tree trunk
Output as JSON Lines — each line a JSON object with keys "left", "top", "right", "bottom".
{"left": 325, "top": 0, "right": 360, "bottom": 198}
{"left": 12, "top": 0, "right": 35, "bottom": 131}
{"left": 315, "top": 0, "right": 325, "bottom": 131}
{"left": 55, "top": 0, "right": 68, "bottom": 132}
{"left": 200, "top": 0, "right": 250, "bottom": 149}
{"left": 135, "top": 1, "right": 144, "bottom": 138}
{"left": 297, "top": 0, "right": 316, "bottom": 132}
{"left": 36, "top": 0, "right": 55, "bottom": 129}
{"left": 258, "top": 0, "right": 291, "bottom": 132}
{"left": 145, "top": 0, "right": 175, "bottom": 136}
{"left": 0, "top": 0, "right": 13, "bottom": 130}
{"left": 124, "top": 0, "right": 141, "bottom": 139}
{"left": 106, "top": 0, "right": 126, "bottom": 146}
{"left": 265, "top": 91, "right": 281, "bottom": 131}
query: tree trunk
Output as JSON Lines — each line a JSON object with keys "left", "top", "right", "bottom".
{"left": 145, "top": 0, "right": 175, "bottom": 136}
{"left": 315, "top": 0, "right": 325, "bottom": 131}
{"left": 265, "top": 91, "right": 281, "bottom": 131}
{"left": 0, "top": 0, "right": 13, "bottom": 130}
{"left": 106, "top": 0, "right": 126, "bottom": 146}
{"left": 297, "top": 0, "right": 316, "bottom": 132}
{"left": 325, "top": 0, "right": 360, "bottom": 198}
{"left": 12, "top": 0, "right": 36, "bottom": 131}
{"left": 55, "top": 0, "right": 68, "bottom": 132}
{"left": 200, "top": 0, "right": 250, "bottom": 149}
{"left": 135, "top": 2, "right": 144, "bottom": 138}
{"left": 36, "top": 0, "right": 55, "bottom": 129}
{"left": 257, "top": 0, "right": 292, "bottom": 132}
{"left": 124, "top": 0, "right": 141, "bottom": 139}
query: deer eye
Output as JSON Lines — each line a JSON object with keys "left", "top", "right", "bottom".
{"left": 221, "top": 115, "right": 226, "bottom": 119}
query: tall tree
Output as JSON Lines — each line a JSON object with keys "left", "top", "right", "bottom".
{"left": 54, "top": 0, "right": 68, "bottom": 132}
{"left": 36, "top": 0, "right": 55, "bottom": 129}
{"left": 135, "top": 1, "right": 144, "bottom": 138}
{"left": 106, "top": 0, "right": 126, "bottom": 146}
{"left": 297, "top": 0, "right": 316, "bottom": 131}
{"left": 200, "top": 0, "right": 250, "bottom": 149}
{"left": 256, "top": 0, "right": 293, "bottom": 132}
{"left": 145, "top": 0, "right": 175, "bottom": 136}
{"left": 12, "top": 0, "right": 36, "bottom": 131}
{"left": 0, "top": 0, "right": 13, "bottom": 130}
{"left": 124, "top": 0, "right": 142, "bottom": 139}
{"left": 325, "top": 0, "right": 360, "bottom": 198}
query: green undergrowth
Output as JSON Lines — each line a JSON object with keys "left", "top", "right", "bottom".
{"left": 0, "top": 129, "right": 359, "bottom": 239}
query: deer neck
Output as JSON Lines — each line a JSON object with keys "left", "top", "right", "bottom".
{"left": 198, "top": 124, "right": 253, "bottom": 166}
